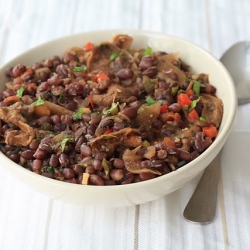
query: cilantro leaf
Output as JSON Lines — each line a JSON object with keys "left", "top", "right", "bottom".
{"left": 16, "top": 84, "right": 25, "bottom": 98}
{"left": 189, "top": 97, "right": 201, "bottom": 111}
{"left": 141, "top": 46, "right": 153, "bottom": 56}
{"left": 199, "top": 116, "right": 206, "bottom": 121}
{"left": 110, "top": 52, "right": 123, "bottom": 61}
{"left": 74, "top": 108, "right": 83, "bottom": 120}
{"left": 33, "top": 96, "right": 45, "bottom": 106}
{"left": 103, "top": 102, "right": 119, "bottom": 114}
{"left": 46, "top": 166, "right": 54, "bottom": 174}
{"left": 146, "top": 96, "right": 158, "bottom": 106}
{"left": 61, "top": 137, "right": 74, "bottom": 152}
{"left": 73, "top": 65, "right": 87, "bottom": 72}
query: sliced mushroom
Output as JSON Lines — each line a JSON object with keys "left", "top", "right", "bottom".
{"left": 89, "top": 128, "right": 141, "bottom": 157}
{"left": 0, "top": 102, "right": 35, "bottom": 146}
{"left": 200, "top": 94, "right": 223, "bottom": 128}
{"left": 112, "top": 34, "right": 133, "bottom": 49}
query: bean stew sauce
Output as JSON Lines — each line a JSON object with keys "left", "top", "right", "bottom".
{"left": 0, "top": 34, "right": 223, "bottom": 185}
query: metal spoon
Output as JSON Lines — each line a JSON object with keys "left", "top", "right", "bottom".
{"left": 183, "top": 41, "right": 250, "bottom": 224}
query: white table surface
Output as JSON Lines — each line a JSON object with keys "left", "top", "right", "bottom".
{"left": 1, "top": 0, "right": 250, "bottom": 249}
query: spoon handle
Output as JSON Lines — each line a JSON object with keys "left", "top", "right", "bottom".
{"left": 183, "top": 153, "right": 221, "bottom": 224}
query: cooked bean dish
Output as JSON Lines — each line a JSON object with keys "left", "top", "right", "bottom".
{"left": 0, "top": 34, "right": 223, "bottom": 185}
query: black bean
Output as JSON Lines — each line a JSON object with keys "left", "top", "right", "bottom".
{"left": 61, "top": 114, "right": 72, "bottom": 125}
{"left": 113, "top": 122, "right": 125, "bottom": 131}
{"left": 51, "top": 115, "right": 61, "bottom": 124}
{"left": 117, "top": 68, "right": 134, "bottom": 80}
{"left": 75, "top": 136, "right": 85, "bottom": 152}
{"left": 89, "top": 174, "right": 105, "bottom": 186}
{"left": 41, "top": 173, "right": 54, "bottom": 179}
{"left": 64, "top": 101, "right": 77, "bottom": 111}
{"left": 63, "top": 168, "right": 75, "bottom": 179}
{"left": 201, "top": 84, "right": 216, "bottom": 94}
{"left": 54, "top": 123, "right": 66, "bottom": 132}
{"left": 152, "top": 120, "right": 163, "bottom": 129}
{"left": 87, "top": 124, "right": 96, "bottom": 135}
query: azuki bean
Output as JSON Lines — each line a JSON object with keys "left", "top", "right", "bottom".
{"left": 178, "top": 149, "right": 191, "bottom": 161}
{"left": 92, "top": 159, "right": 103, "bottom": 171}
{"left": 59, "top": 153, "right": 70, "bottom": 167}
{"left": 33, "top": 148, "right": 47, "bottom": 160}
{"left": 139, "top": 172, "right": 155, "bottom": 181}
{"left": 85, "top": 166, "right": 96, "bottom": 175}
{"left": 143, "top": 66, "right": 157, "bottom": 77}
{"left": 140, "top": 160, "right": 151, "bottom": 168}
{"left": 112, "top": 158, "right": 124, "bottom": 169}
{"left": 121, "top": 173, "right": 134, "bottom": 184}
{"left": 139, "top": 55, "right": 154, "bottom": 70}
{"left": 94, "top": 152, "right": 107, "bottom": 160}
{"left": 120, "top": 107, "right": 137, "bottom": 119}
{"left": 110, "top": 169, "right": 124, "bottom": 181}
{"left": 82, "top": 113, "right": 91, "bottom": 122}
{"left": 117, "top": 68, "right": 134, "bottom": 80}
{"left": 21, "top": 150, "right": 35, "bottom": 160}
{"left": 168, "top": 103, "right": 180, "bottom": 113}
{"left": 63, "top": 168, "right": 75, "bottom": 179}
{"left": 32, "top": 159, "right": 42, "bottom": 172}
{"left": 193, "top": 132, "right": 205, "bottom": 153}
{"left": 49, "top": 154, "right": 59, "bottom": 167}
{"left": 80, "top": 144, "right": 92, "bottom": 157}
{"left": 12, "top": 64, "right": 26, "bottom": 78}
{"left": 9, "top": 153, "right": 20, "bottom": 163}
{"left": 71, "top": 164, "right": 84, "bottom": 175}
{"left": 89, "top": 174, "right": 105, "bottom": 186}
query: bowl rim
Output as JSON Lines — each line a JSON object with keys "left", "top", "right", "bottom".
{"left": 0, "top": 29, "right": 237, "bottom": 191}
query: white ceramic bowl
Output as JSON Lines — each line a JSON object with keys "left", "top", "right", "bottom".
{"left": 0, "top": 30, "right": 237, "bottom": 207}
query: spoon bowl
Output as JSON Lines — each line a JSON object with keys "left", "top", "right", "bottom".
{"left": 220, "top": 41, "right": 250, "bottom": 105}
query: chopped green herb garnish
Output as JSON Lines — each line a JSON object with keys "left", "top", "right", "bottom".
{"left": 103, "top": 102, "right": 119, "bottom": 114}
{"left": 73, "top": 65, "right": 87, "bottom": 72}
{"left": 46, "top": 166, "right": 54, "bottom": 175}
{"left": 200, "top": 116, "right": 206, "bottom": 121}
{"left": 192, "top": 81, "right": 205, "bottom": 95}
{"left": 146, "top": 96, "right": 158, "bottom": 106}
{"left": 171, "top": 85, "right": 179, "bottom": 96}
{"left": 101, "top": 134, "right": 118, "bottom": 139}
{"left": 61, "top": 137, "right": 74, "bottom": 152}
{"left": 33, "top": 96, "right": 45, "bottom": 106}
{"left": 74, "top": 108, "right": 83, "bottom": 120}
{"left": 102, "top": 158, "right": 110, "bottom": 176}
{"left": 110, "top": 51, "right": 123, "bottom": 61}
{"left": 184, "top": 77, "right": 205, "bottom": 95}
{"left": 58, "top": 93, "right": 65, "bottom": 103}
{"left": 16, "top": 84, "right": 25, "bottom": 98}
{"left": 189, "top": 97, "right": 201, "bottom": 111}
{"left": 99, "top": 44, "right": 106, "bottom": 50}
{"left": 141, "top": 46, "right": 153, "bottom": 56}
